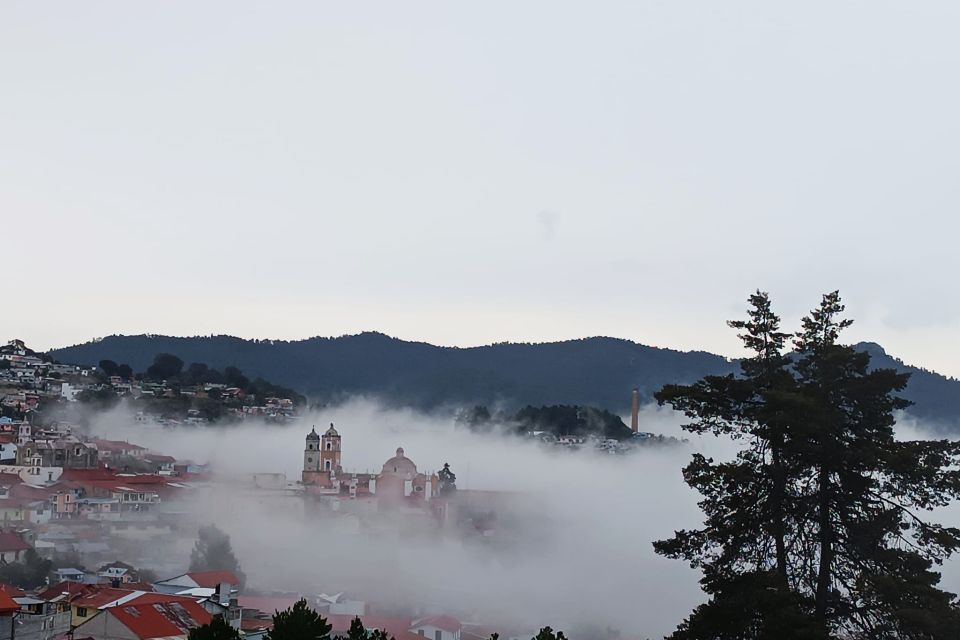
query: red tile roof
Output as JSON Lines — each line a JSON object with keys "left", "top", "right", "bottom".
{"left": 237, "top": 595, "right": 303, "bottom": 615}
{"left": 185, "top": 571, "right": 240, "bottom": 588}
{"left": 328, "top": 615, "right": 414, "bottom": 639}
{"left": 106, "top": 601, "right": 212, "bottom": 639}
{"left": 9, "top": 483, "right": 56, "bottom": 501}
{"left": 0, "top": 532, "right": 29, "bottom": 553}
{"left": 0, "top": 583, "right": 25, "bottom": 598}
{"left": 36, "top": 581, "right": 94, "bottom": 603}
{"left": 59, "top": 469, "right": 117, "bottom": 482}
{"left": 0, "top": 590, "right": 18, "bottom": 614}
{"left": 240, "top": 618, "right": 273, "bottom": 632}
{"left": 73, "top": 588, "right": 195, "bottom": 610}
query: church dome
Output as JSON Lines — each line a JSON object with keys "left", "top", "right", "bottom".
{"left": 324, "top": 423, "right": 340, "bottom": 437}
{"left": 381, "top": 447, "right": 418, "bottom": 476}
{"left": 306, "top": 427, "right": 320, "bottom": 441}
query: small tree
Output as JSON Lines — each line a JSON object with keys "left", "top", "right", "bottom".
{"left": 347, "top": 617, "right": 367, "bottom": 640}
{"left": 532, "top": 627, "right": 567, "bottom": 640}
{"left": 267, "top": 599, "right": 331, "bottom": 640}
{"left": 189, "top": 615, "right": 241, "bottom": 640}
{"left": 190, "top": 525, "right": 245, "bottom": 587}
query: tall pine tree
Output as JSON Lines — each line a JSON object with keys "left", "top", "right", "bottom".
{"left": 656, "top": 291, "right": 960, "bottom": 639}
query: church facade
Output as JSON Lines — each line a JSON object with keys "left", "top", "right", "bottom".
{"left": 301, "top": 424, "right": 440, "bottom": 504}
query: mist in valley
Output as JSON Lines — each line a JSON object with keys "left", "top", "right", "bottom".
{"left": 80, "top": 400, "right": 960, "bottom": 638}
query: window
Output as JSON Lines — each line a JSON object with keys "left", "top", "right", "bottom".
{"left": 324, "top": 460, "right": 331, "bottom": 471}
{"left": 77, "top": 608, "right": 88, "bottom": 618}
{"left": 326, "top": 442, "right": 332, "bottom": 450}
{"left": 436, "top": 631, "right": 443, "bottom": 640}
{"left": 418, "top": 632, "right": 424, "bottom": 637}
{"left": 308, "top": 444, "right": 314, "bottom": 450}
{"left": 307, "top": 457, "right": 313, "bottom": 463}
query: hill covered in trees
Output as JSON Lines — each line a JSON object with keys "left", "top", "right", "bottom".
{"left": 48, "top": 332, "right": 960, "bottom": 430}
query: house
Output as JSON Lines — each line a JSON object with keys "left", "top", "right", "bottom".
{"left": 143, "top": 454, "right": 176, "bottom": 475}
{"left": 53, "top": 568, "right": 89, "bottom": 583}
{"left": 98, "top": 562, "right": 137, "bottom": 586}
{"left": 16, "top": 438, "right": 99, "bottom": 470}
{"left": 69, "top": 588, "right": 198, "bottom": 628}
{"left": 72, "top": 599, "right": 212, "bottom": 640}
{"left": 410, "top": 616, "right": 463, "bottom": 640}
{"left": 36, "top": 581, "right": 96, "bottom": 612}
{"left": 92, "top": 440, "right": 147, "bottom": 461}
{"left": 0, "top": 531, "right": 30, "bottom": 562}
{"left": 0, "top": 589, "right": 21, "bottom": 640}
{"left": 0, "top": 499, "right": 26, "bottom": 525}
{"left": 153, "top": 571, "right": 241, "bottom": 595}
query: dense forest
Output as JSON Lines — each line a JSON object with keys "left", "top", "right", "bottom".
{"left": 458, "top": 404, "right": 636, "bottom": 440}
{"left": 49, "top": 332, "right": 960, "bottom": 431}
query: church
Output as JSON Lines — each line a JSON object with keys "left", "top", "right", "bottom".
{"left": 301, "top": 424, "right": 440, "bottom": 504}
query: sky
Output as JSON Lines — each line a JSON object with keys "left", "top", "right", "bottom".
{"left": 3, "top": 2, "right": 960, "bottom": 376}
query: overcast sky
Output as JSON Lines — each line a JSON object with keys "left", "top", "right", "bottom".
{"left": 3, "top": 2, "right": 959, "bottom": 376}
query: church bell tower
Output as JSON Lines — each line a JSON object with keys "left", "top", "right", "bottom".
{"left": 320, "top": 423, "right": 342, "bottom": 474}
{"left": 304, "top": 426, "right": 321, "bottom": 472}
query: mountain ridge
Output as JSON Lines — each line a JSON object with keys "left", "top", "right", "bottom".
{"left": 47, "top": 332, "right": 960, "bottom": 431}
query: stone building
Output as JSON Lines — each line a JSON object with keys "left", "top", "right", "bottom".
{"left": 301, "top": 425, "right": 438, "bottom": 503}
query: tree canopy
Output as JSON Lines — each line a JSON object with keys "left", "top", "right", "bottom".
{"left": 189, "top": 525, "right": 245, "bottom": 588}
{"left": 188, "top": 615, "right": 241, "bottom": 640}
{"left": 655, "top": 291, "right": 960, "bottom": 638}
{"left": 266, "top": 599, "right": 332, "bottom": 640}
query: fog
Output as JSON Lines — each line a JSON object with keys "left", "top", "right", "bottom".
{"left": 83, "top": 402, "right": 960, "bottom": 637}
{"left": 84, "top": 401, "right": 717, "bottom": 636}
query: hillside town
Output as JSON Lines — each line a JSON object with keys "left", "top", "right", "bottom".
{"left": 0, "top": 340, "right": 300, "bottom": 426}
{"left": 0, "top": 340, "right": 546, "bottom": 640}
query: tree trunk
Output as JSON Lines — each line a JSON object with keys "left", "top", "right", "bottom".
{"left": 771, "top": 444, "right": 788, "bottom": 586}
{"left": 815, "top": 464, "right": 832, "bottom": 621}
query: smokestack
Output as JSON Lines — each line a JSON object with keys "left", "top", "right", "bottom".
{"left": 630, "top": 388, "right": 639, "bottom": 433}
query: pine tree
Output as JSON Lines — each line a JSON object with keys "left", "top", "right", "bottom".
{"left": 266, "top": 599, "right": 332, "bottom": 640}
{"left": 655, "top": 291, "right": 960, "bottom": 638}
{"left": 791, "top": 292, "right": 960, "bottom": 635}
{"left": 347, "top": 617, "right": 367, "bottom": 640}
{"left": 655, "top": 291, "right": 819, "bottom": 636}
{"left": 189, "top": 615, "right": 241, "bottom": 640}
{"left": 190, "top": 524, "right": 246, "bottom": 588}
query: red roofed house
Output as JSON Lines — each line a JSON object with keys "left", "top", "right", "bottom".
{"left": 92, "top": 440, "right": 147, "bottom": 460}
{"left": 72, "top": 599, "right": 212, "bottom": 640}
{"left": 0, "top": 531, "right": 30, "bottom": 562}
{"left": 153, "top": 571, "right": 240, "bottom": 594}
{"left": 0, "top": 589, "right": 20, "bottom": 638}
{"left": 36, "top": 581, "right": 97, "bottom": 610}
{"left": 410, "top": 616, "right": 463, "bottom": 640}
{"left": 70, "top": 588, "right": 201, "bottom": 628}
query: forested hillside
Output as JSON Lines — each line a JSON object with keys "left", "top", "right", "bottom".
{"left": 48, "top": 333, "right": 960, "bottom": 430}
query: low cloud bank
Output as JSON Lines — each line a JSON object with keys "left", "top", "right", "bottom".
{"left": 84, "top": 401, "right": 960, "bottom": 637}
